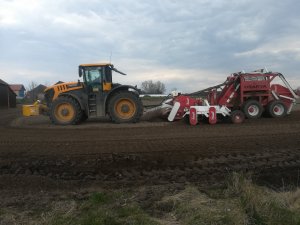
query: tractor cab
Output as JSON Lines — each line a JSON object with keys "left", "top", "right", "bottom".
{"left": 78, "top": 63, "right": 126, "bottom": 93}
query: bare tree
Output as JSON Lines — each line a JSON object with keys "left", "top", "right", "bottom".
{"left": 27, "top": 81, "right": 38, "bottom": 92}
{"left": 141, "top": 80, "right": 166, "bottom": 94}
{"left": 26, "top": 81, "right": 38, "bottom": 101}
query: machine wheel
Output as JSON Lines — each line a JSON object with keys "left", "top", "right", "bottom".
{"left": 108, "top": 91, "right": 143, "bottom": 123}
{"left": 242, "top": 100, "right": 263, "bottom": 119}
{"left": 267, "top": 100, "right": 287, "bottom": 118}
{"left": 231, "top": 110, "right": 245, "bottom": 124}
{"left": 184, "top": 115, "right": 190, "bottom": 124}
{"left": 49, "top": 96, "right": 82, "bottom": 125}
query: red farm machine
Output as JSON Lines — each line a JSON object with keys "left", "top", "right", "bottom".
{"left": 158, "top": 69, "right": 299, "bottom": 125}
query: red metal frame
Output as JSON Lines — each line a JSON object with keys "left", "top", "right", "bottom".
{"left": 209, "top": 72, "right": 294, "bottom": 110}
{"left": 164, "top": 70, "right": 297, "bottom": 125}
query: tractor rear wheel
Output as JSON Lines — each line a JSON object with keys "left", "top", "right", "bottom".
{"left": 231, "top": 110, "right": 245, "bottom": 124}
{"left": 81, "top": 113, "right": 88, "bottom": 122}
{"left": 108, "top": 91, "right": 143, "bottom": 123}
{"left": 267, "top": 100, "right": 287, "bottom": 118}
{"left": 50, "top": 96, "right": 82, "bottom": 125}
{"left": 242, "top": 100, "right": 263, "bottom": 119}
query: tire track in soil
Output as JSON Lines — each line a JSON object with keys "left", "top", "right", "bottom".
{"left": 1, "top": 148, "right": 300, "bottom": 185}
{"left": 0, "top": 132, "right": 299, "bottom": 156}
{"left": 0, "top": 110, "right": 300, "bottom": 186}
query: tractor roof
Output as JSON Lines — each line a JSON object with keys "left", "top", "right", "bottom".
{"left": 79, "top": 63, "right": 112, "bottom": 67}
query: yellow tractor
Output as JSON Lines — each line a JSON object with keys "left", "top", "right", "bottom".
{"left": 41, "top": 63, "right": 143, "bottom": 125}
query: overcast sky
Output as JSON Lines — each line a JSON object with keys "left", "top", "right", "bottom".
{"left": 1, "top": 0, "right": 300, "bottom": 92}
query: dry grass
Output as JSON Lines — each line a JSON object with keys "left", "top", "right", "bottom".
{"left": 1, "top": 174, "right": 300, "bottom": 225}
{"left": 155, "top": 185, "right": 247, "bottom": 225}
{"left": 154, "top": 173, "right": 300, "bottom": 225}
{"left": 223, "top": 173, "right": 300, "bottom": 225}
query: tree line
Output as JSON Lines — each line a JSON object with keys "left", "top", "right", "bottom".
{"left": 140, "top": 80, "right": 166, "bottom": 94}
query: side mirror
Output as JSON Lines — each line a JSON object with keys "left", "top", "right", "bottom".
{"left": 78, "top": 67, "right": 83, "bottom": 77}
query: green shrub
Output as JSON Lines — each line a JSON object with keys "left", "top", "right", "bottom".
{"left": 89, "top": 192, "right": 112, "bottom": 205}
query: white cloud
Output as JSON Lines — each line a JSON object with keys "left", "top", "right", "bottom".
{"left": 113, "top": 59, "right": 226, "bottom": 93}
{"left": 235, "top": 37, "right": 300, "bottom": 57}
{"left": 0, "top": 63, "right": 57, "bottom": 87}
{"left": 0, "top": 0, "right": 41, "bottom": 26}
{"left": 0, "top": 0, "right": 300, "bottom": 91}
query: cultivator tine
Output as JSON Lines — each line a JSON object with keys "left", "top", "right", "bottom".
{"left": 189, "top": 107, "right": 197, "bottom": 125}
{"left": 209, "top": 107, "right": 217, "bottom": 125}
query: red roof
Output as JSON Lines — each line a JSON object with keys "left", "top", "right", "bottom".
{"left": 9, "top": 84, "right": 25, "bottom": 91}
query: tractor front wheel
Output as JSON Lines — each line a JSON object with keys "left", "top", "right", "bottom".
{"left": 49, "top": 96, "right": 82, "bottom": 125}
{"left": 242, "top": 100, "right": 263, "bottom": 119}
{"left": 108, "top": 91, "right": 143, "bottom": 123}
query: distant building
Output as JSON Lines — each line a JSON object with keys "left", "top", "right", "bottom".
{"left": 9, "top": 84, "right": 26, "bottom": 99}
{"left": 26, "top": 84, "right": 47, "bottom": 101}
{"left": 0, "top": 79, "right": 16, "bottom": 108}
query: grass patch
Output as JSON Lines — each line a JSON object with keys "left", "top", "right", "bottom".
{"left": 154, "top": 173, "right": 300, "bottom": 225}
{"left": 2, "top": 174, "right": 300, "bottom": 225}
{"left": 47, "top": 191, "right": 160, "bottom": 225}
{"left": 226, "top": 173, "right": 300, "bottom": 225}
{"left": 0, "top": 208, "right": 5, "bottom": 216}
{"left": 156, "top": 186, "right": 246, "bottom": 225}
{"left": 89, "top": 192, "right": 112, "bottom": 205}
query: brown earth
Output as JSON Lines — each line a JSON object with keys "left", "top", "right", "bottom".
{"left": 1, "top": 105, "right": 300, "bottom": 224}
{"left": 0, "top": 105, "right": 300, "bottom": 189}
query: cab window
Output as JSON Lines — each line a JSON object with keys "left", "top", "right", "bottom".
{"left": 84, "top": 67, "right": 103, "bottom": 86}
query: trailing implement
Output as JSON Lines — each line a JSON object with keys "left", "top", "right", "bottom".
{"left": 154, "top": 69, "right": 299, "bottom": 125}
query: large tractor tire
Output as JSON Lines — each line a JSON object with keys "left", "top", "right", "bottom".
{"left": 80, "top": 113, "right": 88, "bottom": 122}
{"left": 266, "top": 100, "right": 287, "bottom": 118}
{"left": 108, "top": 91, "right": 143, "bottom": 123}
{"left": 49, "top": 96, "right": 82, "bottom": 125}
{"left": 242, "top": 99, "right": 263, "bottom": 119}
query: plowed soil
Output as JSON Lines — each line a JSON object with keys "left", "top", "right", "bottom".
{"left": 1, "top": 106, "right": 300, "bottom": 189}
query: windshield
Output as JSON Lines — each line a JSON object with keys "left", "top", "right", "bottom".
{"left": 84, "top": 67, "right": 103, "bottom": 86}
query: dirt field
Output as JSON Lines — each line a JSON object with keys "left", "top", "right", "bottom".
{"left": 1, "top": 104, "right": 300, "bottom": 187}
{"left": 1, "top": 104, "right": 300, "bottom": 224}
